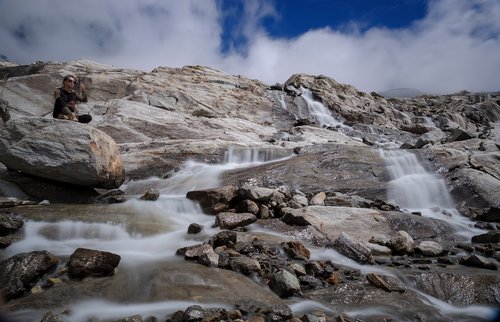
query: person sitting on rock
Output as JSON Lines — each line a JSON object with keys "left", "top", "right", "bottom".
{"left": 53, "top": 75, "right": 92, "bottom": 123}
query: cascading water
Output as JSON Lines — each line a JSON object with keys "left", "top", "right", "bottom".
{"left": 6, "top": 147, "right": 294, "bottom": 322}
{"left": 299, "top": 87, "right": 344, "bottom": 128}
{"left": 5, "top": 147, "right": 494, "bottom": 321}
{"left": 379, "top": 149, "right": 484, "bottom": 239}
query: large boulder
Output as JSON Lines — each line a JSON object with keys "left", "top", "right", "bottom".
{"left": 222, "top": 143, "right": 388, "bottom": 199}
{"left": 0, "top": 118, "right": 125, "bottom": 189}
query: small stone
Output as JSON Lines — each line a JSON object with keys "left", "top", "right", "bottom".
{"left": 216, "top": 212, "right": 257, "bottom": 230}
{"left": 310, "top": 192, "right": 326, "bottom": 206}
{"left": 140, "top": 188, "right": 160, "bottom": 201}
{"left": 460, "top": 254, "right": 497, "bottom": 270}
{"left": 47, "top": 277, "right": 63, "bottom": 286}
{"left": 325, "top": 271, "right": 343, "bottom": 285}
{"left": 187, "top": 223, "right": 203, "bottom": 234}
{"left": 415, "top": 241, "right": 443, "bottom": 256}
{"left": 31, "top": 285, "right": 44, "bottom": 294}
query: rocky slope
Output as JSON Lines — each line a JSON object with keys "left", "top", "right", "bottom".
{"left": 0, "top": 60, "right": 499, "bottom": 322}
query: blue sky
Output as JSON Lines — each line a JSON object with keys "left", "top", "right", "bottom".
{"left": 0, "top": 0, "right": 499, "bottom": 93}
{"left": 220, "top": 0, "right": 427, "bottom": 52}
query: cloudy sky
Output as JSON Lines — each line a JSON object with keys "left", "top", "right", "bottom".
{"left": 0, "top": 0, "right": 499, "bottom": 94}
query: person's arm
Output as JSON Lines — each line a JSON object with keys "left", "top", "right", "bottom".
{"left": 75, "top": 78, "right": 88, "bottom": 102}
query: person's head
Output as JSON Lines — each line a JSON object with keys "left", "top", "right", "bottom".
{"left": 63, "top": 75, "right": 76, "bottom": 90}
{"left": 67, "top": 99, "right": 76, "bottom": 108}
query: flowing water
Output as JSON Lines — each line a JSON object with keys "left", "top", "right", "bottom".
{"left": 6, "top": 100, "right": 497, "bottom": 321}
{"left": 379, "top": 149, "right": 484, "bottom": 239}
{"left": 299, "top": 88, "right": 344, "bottom": 129}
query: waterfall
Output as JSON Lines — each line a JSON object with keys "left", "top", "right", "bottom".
{"left": 299, "top": 88, "right": 343, "bottom": 128}
{"left": 379, "top": 149, "right": 483, "bottom": 238}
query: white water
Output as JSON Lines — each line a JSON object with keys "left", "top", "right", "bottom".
{"left": 6, "top": 148, "right": 495, "bottom": 320}
{"left": 379, "top": 149, "right": 484, "bottom": 239}
{"left": 299, "top": 88, "right": 344, "bottom": 128}
{"left": 278, "top": 93, "right": 308, "bottom": 120}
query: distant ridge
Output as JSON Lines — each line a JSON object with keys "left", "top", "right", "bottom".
{"left": 379, "top": 88, "right": 425, "bottom": 98}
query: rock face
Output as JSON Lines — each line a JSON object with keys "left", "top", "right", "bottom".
{"left": 1, "top": 59, "right": 500, "bottom": 321}
{"left": 0, "top": 59, "right": 499, "bottom": 208}
{"left": 0, "top": 118, "right": 125, "bottom": 189}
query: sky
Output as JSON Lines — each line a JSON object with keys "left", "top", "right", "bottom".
{"left": 0, "top": 0, "right": 499, "bottom": 94}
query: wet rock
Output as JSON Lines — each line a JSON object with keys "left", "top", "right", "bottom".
{"left": 410, "top": 269, "right": 500, "bottom": 305}
{"left": 238, "top": 199, "right": 260, "bottom": 215}
{"left": 459, "top": 254, "right": 498, "bottom": 270}
{"left": 475, "top": 207, "right": 500, "bottom": 222}
{"left": 325, "top": 271, "right": 343, "bottom": 285}
{"left": 208, "top": 230, "right": 237, "bottom": 248}
{"left": 415, "top": 241, "right": 444, "bottom": 256}
{"left": 365, "top": 242, "right": 392, "bottom": 256}
{"left": 0, "top": 196, "right": 37, "bottom": 207}
{"left": 223, "top": 145, "right": 387, "bottom": 202}
{"left": 229, "top": 255, "right": 261, "bottom": 274}
{"left": 299, "top": 275, "right": 323, "bottom": 289}
{"left": 110, "top": 315, "right": 143, "bottom": 322}
{"left": 448, "top": 128, "right": 474, "bottom": 142}
{"left": 268, "top": 269, "right": 301, "bottom": 297}
{"left": 284, "top": 241, "right": 311, "bottom": 260}
{"left": 0, "top": 250, "right": 59, "bottom": 300}
{"left": 415, "top": 138, "right": 431, "bottom": 149}
{"left": 324, "top": 193, "right": 371, "bottom": 208}
{"left": 0, "top": 211, "right": 23, "bottom": 235}
{"left": 390, "top": 231, "right": 415, "bottom": 255}
{"left": 186, "top": 186, "right": 238, "bottom": 215}
{"left": 96, "top": 189, "right": 126, "bottom": 204}
{"left": 0, "top": 231, "right": 23, "bottom": 248}
{"left": 40, "top": 311, "right": 69, "bottom": 322}
{"left": 176, "top": 244, "right": 214, "bottom": 261}
{"left": 333, "top": 232, "right": 372, "bottom": 264}
{"left": 187, "top": 223, "right": 203, "bottom": 234}
{"left": 215, "top": 212, "right": 257, "bottom": 230}
{"left": 199, "top": 251, "right": 219, "bottom": 267}
{"left": 235, "top": 299, "right": 293, "bottom": 320}
{"left": 287, "top": 262, "right": 307, "bottom": 276}
{"left": 280, "top": 208, "right": 311, "bottom": 226}
{"left": 68, "top": 248, "right": 121, "bottom": 279}
{"left": 140, "top": 187, "right": 160, "bottom": 201}
{"left": 400, "top": 142, "right": 415, "bottom": 149}
{"left": 366, "top": 273, "right": 406, "bottom": 293}
{"left": 471, "top": 231, "right": 500, "bottom": 243}
{"left": 182, "top": 305, "right": 204, "bottom": 321}
{"left": 304, "top": 261, "right": 324, "bottom": 276}
{"left": 238, "top": 186, "right": 285, "bottom": 204}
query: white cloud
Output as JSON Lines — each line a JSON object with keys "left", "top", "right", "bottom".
{"left": 0, "top": 0, "right": 499, "bottom": 93}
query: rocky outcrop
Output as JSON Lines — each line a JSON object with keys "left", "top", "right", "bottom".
{"left": 1, "top": 60, "right": 498, "bottom": 209}
{"left": 1, "top": 59, "right": 500, "bottom": 321}
{"left": 0, "top": 118, "right": 125, "bottom": 189}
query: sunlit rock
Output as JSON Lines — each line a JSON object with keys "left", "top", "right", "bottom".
{"left": 0, "top": 118, "right": 125, "bottom": 189}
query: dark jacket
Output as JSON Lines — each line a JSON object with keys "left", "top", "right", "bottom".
{"left": 52, "top": 88, "right": 86, "bottom": 118}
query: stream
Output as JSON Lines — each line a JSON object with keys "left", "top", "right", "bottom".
{"left": 5, "top": 95, "right": 498, "bottom": 322}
